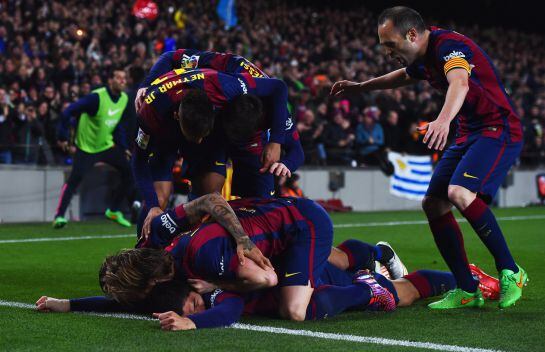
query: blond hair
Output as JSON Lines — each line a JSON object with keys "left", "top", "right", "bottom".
{"left": 99, "top": 248, "right": 174, "bottom": 304}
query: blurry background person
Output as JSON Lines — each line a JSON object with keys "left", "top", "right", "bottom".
{"left": 0, "top": 88, "right": 16, "bottom": 164}
{"left": 52, "top": 69, "right": 132, "bottom": 229}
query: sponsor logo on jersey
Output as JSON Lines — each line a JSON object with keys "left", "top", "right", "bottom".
{"left": 443, "top": 51, "right": 466, "bottom": 62}
{"left": 135, "top": 128, "right": 150, "bottom": 150}
{"left": 210, "top": 289, "right": 224, "bottom": 307}
{"left": 219, "top": 256, "right": 225, "bottom": 276}
{"left": 238, "top": 78, "right": 248, "bottom": 94}
{"left": 160, "top": 213, "right": 177, "bottom": 234}
{"left": 285, "top": 117, "right": 293, "bottom": 130}
{"left": 181, "top": 54, "right": 200, "bottom": 69}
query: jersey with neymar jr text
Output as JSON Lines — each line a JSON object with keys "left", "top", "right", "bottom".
{"left": 405, "top": 26, "right": 522, "bottom": 144}
{"left": 136, "top": 68, "right": 289, "bottom": 153}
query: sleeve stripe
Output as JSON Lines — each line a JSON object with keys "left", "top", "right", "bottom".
{"left": 444, "top": 57, "right": 471, "bottom": 76}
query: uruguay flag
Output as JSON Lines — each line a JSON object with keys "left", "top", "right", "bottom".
{"left": 217, "top": 0, "right": 238, "bottom": 29}
{"left": 388, "top": 152, "right": 432, "bottom": 201}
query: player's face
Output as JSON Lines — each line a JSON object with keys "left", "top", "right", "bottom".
{"left": 181, "top": 291, "right": 206, "bottom": 315}
{"left": 111, "top": 71, "right": 127, "bottom": 92}
{"left": 378, "top": 20, "right": 420, "bottom": 66}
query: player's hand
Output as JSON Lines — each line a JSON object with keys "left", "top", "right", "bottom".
{"left": 330, "top": 80, "right": 364, "bottom": 97}
{"left": 260, "top": 142, "right": 281, "bottom": 173}
{"left": 35, "top": 296, "right": 70, "bottom": 313}
{"left": 268, "top": 162, "right": 291, "bottom": 177}
{"left": 236, "top": 237, "right": 274, "bottom": 271}
{"left": 125, "top": 149, "right": 132, "bottom": 160}
{"left": 188, "top": 279, "right": 217, "bottom": 294}
{"left": 57, "top": 140, "right": 69, "bottom": 153}
{"left": 153, "top": 311, "right": 196, "bottom": 331}
{"left": 135, "top": 87, "right": 147, "bottom": 112}
{"left": 418, "top": 118, "right": 450, "bottom": 151}
{"left": 142, "top": 207, "right": 164, "bottom": 239}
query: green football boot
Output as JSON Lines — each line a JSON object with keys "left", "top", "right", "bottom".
{"left": 105, "top": 209, "right": 131, "bottom": 227}
{"left": 428, "top": 288, "right": 484, "bottom": 309}
{"left": 498, "top": 264, "right": 528, "bottom": 309}
{"left": 52, "top": 216, "right": 68, "bottom": 229}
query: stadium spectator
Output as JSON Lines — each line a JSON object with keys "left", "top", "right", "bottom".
{"left": 382, "top": 110, "right": 402, "bottom": 152}
{"left": 322, "top": 111, "right": 355, "bottom": 165}
{"left": 0, "top": 0, "right": 543, "bottom": 166}
{"left": 297, "top": 109, "right": 326, "bottom": 165}
{"left": 12, "top": 103, "right": 47, "bottom": 164}
{"left": 355, "top": 107, "right": 384, "bottom": 161}
{"left": 0, "top": 88, "right": 16, "bottom": 164}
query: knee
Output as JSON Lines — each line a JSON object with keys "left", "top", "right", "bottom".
{"left": 422, "top": 196, "right": 451, "bottom": 219}
{"left": 258, "top": 270, "right": 278, "bottom": 288}
{"left": 447, "top": 185, "right": 475, "bottom": 209}
{"left": 421, "top": 196, "right": 436, "bottom": 214}
{"left": 280, "top": 303, "right": 307, "bottom": 322}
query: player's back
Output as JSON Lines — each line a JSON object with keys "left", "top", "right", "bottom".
{"left": 230, "top": 197, "right": 309, "bottom": 243}
{"left": 167, "top": 197, "right": 310, "bottom": 280}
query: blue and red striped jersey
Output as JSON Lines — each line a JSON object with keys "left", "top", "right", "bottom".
{"left": 141, "top": 48, "right": 267, "bottom": 88}
{"left": 137, "top": 68, "right": 289, "bottom": 148}
{"left": 405, "top": 27, "right": 522, "bottom": 144}
{"left": 165, "top": 197, "right": 308, "bottom": 281}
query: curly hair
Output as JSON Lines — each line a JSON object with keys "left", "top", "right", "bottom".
{"left": 99, "top": 248, "right": 175, "bottom": 304}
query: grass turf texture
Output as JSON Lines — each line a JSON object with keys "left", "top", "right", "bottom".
{"left": 1, "top": 207, "right": 544, "bottom": 351}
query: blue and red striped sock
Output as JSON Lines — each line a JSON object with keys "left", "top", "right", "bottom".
{"left": 428, "top": 211, "right": 478, "bottom": 293}
{"left": 336, "top": 239, "right": 381, "bottom": 271}
{"left": 404, "top": 270, "right": 457, "bottom": 298}
{"left": 462, "top": 197, "right": 517, "bottom": 273}
{"left": 305, "top": 284, "right": 371, "bottom": 320}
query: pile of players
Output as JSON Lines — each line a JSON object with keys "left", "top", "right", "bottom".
{"left": 37, "top": 193, "right": 502, "bottom": 330}
{"left": 37, "top": 5, "right": 529, "bottom": 329}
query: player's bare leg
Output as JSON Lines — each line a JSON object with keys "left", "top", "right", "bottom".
{"left": 195, "top": 172, "right": 226, "bottom": 195}
{"left": 328, "top": 247, "right": 350, "bottom": 270}
{"left": 421, "top": 195, "right": 452, "bottom": 219}
{"left": 154, "top": 181, "right": 173, "bottom": 210}
{"left": 391, "top": 279, "right": 420, "bottom": 307}
{"left": 279, "top": 283, "right": 314, "bottom": 321}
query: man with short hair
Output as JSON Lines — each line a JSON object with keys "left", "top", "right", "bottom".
{"left": 54, "top": 69, "right": 132, "bottom": 228}
{"left": 331, "top": 6, "right": 526, "bottom": 309}
{"left": 134, "top": 66, "right": 303, "bottom": 239}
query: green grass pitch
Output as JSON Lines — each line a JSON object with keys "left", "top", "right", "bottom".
{"left": 1, "top": 207, "right": 544, "bottom": 351}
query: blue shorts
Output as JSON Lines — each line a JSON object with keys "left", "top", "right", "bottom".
{"left": 149, "top": 152, "right": 177, "bottom": 182}
{"left": 278, "top": 198, "right": 333, "bottom": 288}
{"left": 426, "top": 136, "right": 522, "bottom": 203}
{"left": 230, "top": 131, "right": 275, "bottom": 198}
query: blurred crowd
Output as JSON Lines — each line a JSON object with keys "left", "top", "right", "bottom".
{"left": 0, "top": 0, "right": 544, "bottom": 166}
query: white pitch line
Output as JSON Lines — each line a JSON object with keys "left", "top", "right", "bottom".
{"left": 0, "top": 299, "right": 502, "bottom": 352}
{"left": 333, "top": 214, "right": 545, "bottom": 228}
{"left": 1, "top": 214, "right": 544, "bottom": 244}
{"left": 231, "top": 324, "right": 503, "bottom": 352}
{"left": 0, "top": 234, "right": 133, "bottom": 244}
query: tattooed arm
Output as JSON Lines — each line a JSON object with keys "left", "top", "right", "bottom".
{"left": 183, "top": 193, "right": 274, "bottom": 271}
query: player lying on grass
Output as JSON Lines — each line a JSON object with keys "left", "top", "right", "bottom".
{"left": 114, "top": 196, "right": 335, "bottom": 321}
{"left": 36, "top": 240, "right": 501, "bottom": 331}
